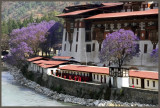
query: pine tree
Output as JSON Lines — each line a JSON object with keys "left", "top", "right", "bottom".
{"left": 8, "top": 18, "right": 13, "bottom": 33}
{"left": 1, "top": 21, "right": 9, "bottom": 34}
{"left": 12, "top": 20, "right": 19, "bottom": 29}
{"left": 17, "top": 20, "right": 22, "bottom": 28}
{"left": 35, "top": 17, "right": 40, "bottom": 23}
{"left": 29, "top": 13, "right": 34, "bottom": 23}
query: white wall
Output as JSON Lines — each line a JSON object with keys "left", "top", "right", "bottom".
{"left": 47, "top": 68, "right": 58, "bottom": 75}
{"left": 116, "top": 77, "right": 129, "bottom": 88}
{"left": 144, "top": 79, "right": 158, "bottom": 90}
{"left": 92, "top": 73, "right": 109, "bottom": 84}
{"left": 61, "top": 19, "right": 158, "bottom": 67}
{"left": 126, "top": 40, "right": 158, "bottom": 66}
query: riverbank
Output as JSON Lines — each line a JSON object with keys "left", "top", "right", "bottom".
{"left": 2, "top": 71, "right": 74, "bottom": 106}
{"left": 4, "top": 64, "right": 156, "bottom": 107}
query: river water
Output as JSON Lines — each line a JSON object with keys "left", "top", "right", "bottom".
{"left": 2, "top": 71, "right": 75, "bottom": 106}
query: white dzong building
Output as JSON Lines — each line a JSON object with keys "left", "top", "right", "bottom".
{"left": 57, "top": 1, "right": 158, "bottom": 67}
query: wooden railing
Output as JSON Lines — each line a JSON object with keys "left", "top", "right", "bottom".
{"left": 109, "top": 67, "right": 129, "bottom": 77}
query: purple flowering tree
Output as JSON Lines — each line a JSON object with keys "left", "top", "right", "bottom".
{"left": 99, "top": 29, "right": 139, "bottom": 68}
{"left": 151, "top": 48, "right": 158, "bottom": 62}
{"left": 4, "top": 20, "right": 56, "bottom": 67}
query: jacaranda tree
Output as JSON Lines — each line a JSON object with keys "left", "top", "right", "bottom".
{"left": 99, "top": 29, "right": 140, "bottom": 68}
{"left": 4, "top": 20, "right": 57, "bottom": 67}
{"left": 151, "top": 48, "right": 158, "bottom": 62}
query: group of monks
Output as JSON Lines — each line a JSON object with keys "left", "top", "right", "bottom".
{"left": 56, "top": 71, "right": 91, "bottom": 82}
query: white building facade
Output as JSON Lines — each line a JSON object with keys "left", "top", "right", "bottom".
{"left": 58, "top": 2, "right": 158, "bottom": 67}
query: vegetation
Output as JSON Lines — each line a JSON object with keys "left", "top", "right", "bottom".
{"left": 99, "top": 29, "right": 140, "bottom": 68}
{"left": 151, "top": 48, "right": 158, "bottom": 62}
{"left": 1, "top": 11, "right": 63, "bottom": 35}
{"left": 2, "top": 1, "right": 103, "bottom": 21}
{"left": 4, "top": 20, "right": 61, "bottom": 68}
{"left": 1, "top": 1, "right": 104, "bottom": 52}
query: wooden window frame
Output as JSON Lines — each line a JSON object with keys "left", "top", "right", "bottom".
{"left": 85, "top": 32, "right": 91, "bottom": 42}
{"left": 77, "top": 21, "right": 79, "bottom": 31}
{"left": 65, "top": 32, "right": 67, "bottom": 41}
{"left": 153, "top": 81, "right": 155, "bottom": 87}
{"left": 76, "top": 32, "right": 79, "bottom": 42}
{"left": 153, "top": 44, "right": 156, "bottom": 49}
{"left": 70, "top": 43, "right": 72, "bottom": 52}
{"left": 99, "top": 43, "right": 102, "bottom": 52}
{"left": 147, "top": 80, "right": 149, "bottom": 86}
{"left": 144, "top": 44, "right": 148, "bottom": 53}
{"left": 75, "top": 44, "right": 78, "bottom": 52}
{"left": 86, "top": 44, "right": 91, "bottom": 52}
{"left": 132, "top": 78, "right": 134, "bottom": 84}
{"left": 64, "top": 44, "right": 66, "bottom": 51}
{"left": 92, "top": 30, "right": 96, "bottom": 40}
{"left": 92, "top": 43, "right": 95, "bottom": 51}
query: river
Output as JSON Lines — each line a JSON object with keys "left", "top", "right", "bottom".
{"left": 2, "top": 71, "right": 75, "bottom": 106}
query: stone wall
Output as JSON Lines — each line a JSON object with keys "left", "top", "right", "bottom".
{"left": 23, "top": 70, "right": 158, "bottom": 105}
{"left": 110, "top": 87, "right": 158, "bottom": 105}
{"left": 24, "top": 70, "right": 111, "bottom": 100}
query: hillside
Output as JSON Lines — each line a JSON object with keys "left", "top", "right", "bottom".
{"left": 2, "top": 1, "right": 103, "bottom": 21}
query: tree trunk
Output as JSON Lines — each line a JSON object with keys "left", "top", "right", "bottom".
{"left": 48, "top": 51, "right": 50, "bottom": 57}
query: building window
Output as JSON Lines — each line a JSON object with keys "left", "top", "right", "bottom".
{"left": 64, "top": 44, "right": 66, "bottom": 51}
{"left": 97, "top": 74, "right": 99, "bottom": 80}
{"left": 77, "top": 21, "right": 79, "bottom": 31}
{"left": 75, "top": 44, "right": 78, "bottom": 52}
{"left": 133, "top": 5, "right": 140, "bottom": 11}
{"left": 144, "top": 44, "right": 148, "bottom": 53}
{"left": 153, "top": 44, "right": 156, "bottom": 49}
{"left": 137, "top": 30, "right": 141, "bottom": 39}
{"left": 92, "top": 43, "right": 95, "bottom": 51}
{"left": 99, "top": 43, "right": 101, "bottom": 51}
{"left": 143, "top": 4, "right": 145, "bottom": 11}
{"left": 125, "top": 6, "right": 127, "bottom": 12}
{"left": 86, "top": 44, "right": 91, "bottom": 52}
{"left": 76, "top": 32, "right": 79, "bottom": 42}
{"left": 145, "top": 31, "right": 149, "bottom": 39}
{"left": 153, "top": 81, "right": 155, "bottom": 87}
{"left": 92, "top": 30, "right": 96, "bottom": 40}
{"left": 94, "top": 74, "right": 95, "bottom": 79}
{"left": 65, "top": 32, "right": 67, "bottom": 41}
{"left": 136, "top": 79, "right": 138, "bottom": 85}
{"left": 85, "top": 32, "right": 91, "bottom": 42}
{"left": 136, "top": 44, "right": 139, "bottom": 53}
{"left": 132, "top": 78, "right": 134, "bottom": 84}
{"left": 85, "top": 22, "right": 91, "bottom": 30}
{"left": 147, "top": 80, "right": 149, "bottom": 86}
{"left": 70, "top": 43, "right": 72, "bottom": 52}
{"left": 51, "top": 70, "right": 53, "bottom": 74}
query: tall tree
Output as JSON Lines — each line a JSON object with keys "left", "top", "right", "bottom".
{"left": 7, "top": 18, "right": 13, "bottom": 33}
{"left": 1, "top": 21, "right": 9, "bottom": 34}
{"left": 29, "top": 13, "right": 34, "bottom": 23}
{"left": 4, "top": 20, "right": 56, "bottom": 67}
{"left": 12, "top": 20, "right": 19, "bottom": 29}
{"left": 99, "top": 29, "right": 140, "bottom": 68}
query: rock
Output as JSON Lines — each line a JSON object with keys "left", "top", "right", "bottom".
{"left": 93, "top": 100, "right": 100, "bottom": 106}
{"left": 98, "top": 102, "right": 106, "bottom": 107}
{"left": 64, "top": 97, "right": 73, "bottom": 103}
